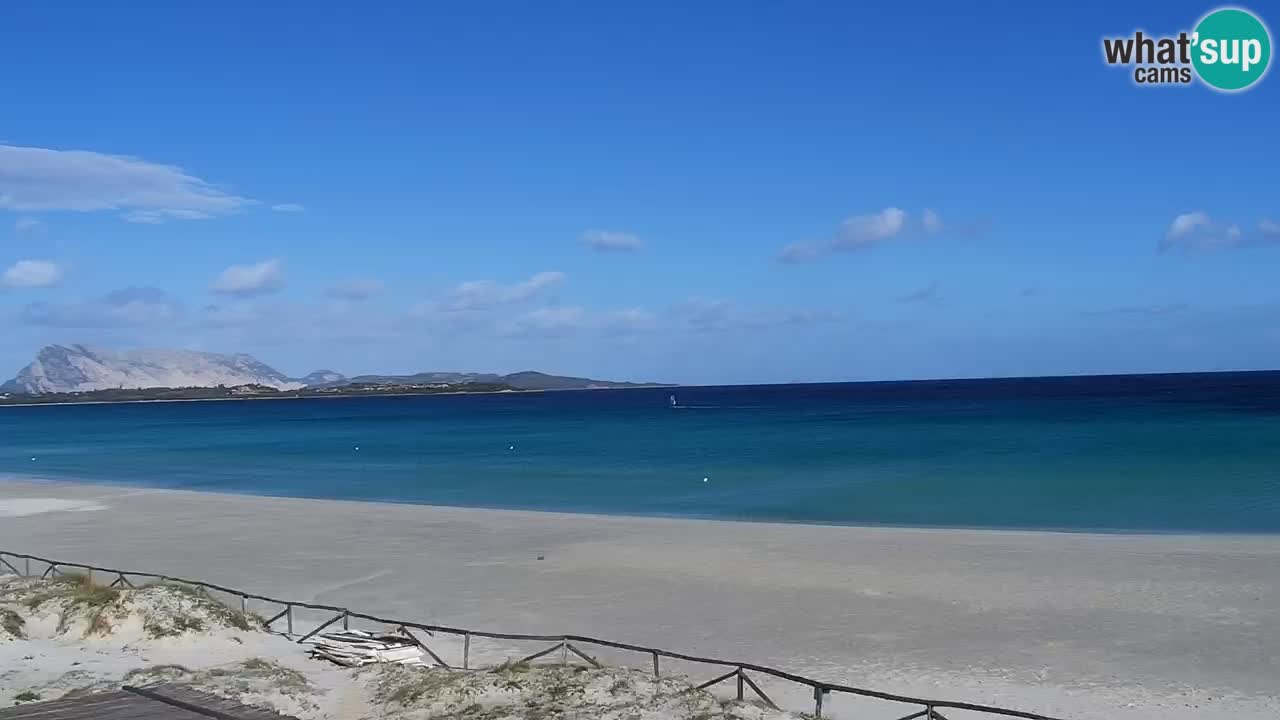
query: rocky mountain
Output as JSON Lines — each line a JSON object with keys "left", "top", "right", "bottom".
{"left": 2, "top": 345, "right": 667, "bottom": 395}
{"left": 2, "top": 344, "right": 305, "bottom": 394}
{"left": 296, "top": 369, "right": 347, "bottom": 386}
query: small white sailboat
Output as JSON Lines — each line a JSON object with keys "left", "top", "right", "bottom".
{"left": 669, "top": 394, "right": 678, "bottom": 408}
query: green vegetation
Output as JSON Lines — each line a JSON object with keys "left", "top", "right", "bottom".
{"left": 5, "top": 575, "right": 261, "bottom": 639}
{"left": 114, "top": 660, "right": 314, "bottom": 710}
{"left": 366, "top": 664, "right": 768, "bottom": 720}
{"left": 22, "top": 573, "right": 119, "bottom": 611}
{"left": 146, "top": 613, "right": 207, "bottom": 638}
{"left": 13, "top": 691, "right": 41, "bottom": 703}
{"left": 378, "top": 667, "right": 472, "bottom": 706}
{"left": 22, "top": 573, "right": 122, "bottom": 635}
{"left": 1, "top": 608, "right": 24, "bottom": 639}
{"left": 121, "top": 665, "right": 195, "bottom": 686}
{"left": 543, "top": 671, "right": 587, "bottom": 704}
{"left": 491, "top": 659, "right": 533, "bottom": 674}
{"left": 201, "top": 658, "right": 312, "bottom": 700}
{"left": 141, "top": 582, "right": 261, "bottom": 636}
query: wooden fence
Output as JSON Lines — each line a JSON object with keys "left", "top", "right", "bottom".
{"left": 0, "top": 550, "right": 1070, "bottom": 720}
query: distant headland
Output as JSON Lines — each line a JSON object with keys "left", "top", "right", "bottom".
{"left": 0, "top": 344, "right": 670, "bottom": 406}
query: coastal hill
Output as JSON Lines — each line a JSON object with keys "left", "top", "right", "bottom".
{"left": 4, "top": 344, "right": 306, "bottom": 394}
{"left": 2, "top": 344, "right": 666, "bottom": 395}
{"left": 323, "top": 369, "right": 660, "bottom": 391}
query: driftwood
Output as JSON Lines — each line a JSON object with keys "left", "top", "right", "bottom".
{"left": 302, "top": 630, "right": 427, "bottom": 668}
{"left": 0, "top": 550, "right": 1072, "bottom": 720}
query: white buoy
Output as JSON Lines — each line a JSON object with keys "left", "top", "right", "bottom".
{"left": 703, "top": 477, "right": 709, "bottom": 483}
{"left": 354, "top": 445, "right": 360, "bottom": 451}
{"left": 509, "top": 445, "right": 515, "bottom": 451}
{"left": 31, "top": 457, "right": 36, "bottom": 462}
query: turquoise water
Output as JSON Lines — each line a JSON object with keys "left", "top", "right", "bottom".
{"left": 2, "top": 373, "right": 1280, "bottom": 533}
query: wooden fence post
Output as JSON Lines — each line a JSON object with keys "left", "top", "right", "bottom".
{"left": 0, "top": 550, "right": 1073, "bottom": 720}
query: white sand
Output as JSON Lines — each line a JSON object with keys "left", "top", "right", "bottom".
{"left": 1, "top": 478, "right": 1278, "bottom": 720}
{"left": 0, "top": 573, "right": 805, "bottom": 720}
{"left": 0, "top": 497, "right": 108, "bottom": 517}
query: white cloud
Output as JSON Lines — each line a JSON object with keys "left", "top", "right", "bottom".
{"left": 210, "top": 258, "right": 284, "bottom": 297}
{"left": 14, "top": 216, "right": 44, "bottom": 234}
{"left": 673, "top": 296, "right": 842, "bottom": 332}
{"left": 271, "top": 203, "right": 305, "bottom": 213}
{"left": 123, "top": 209, "right": 219, "bottom": 224}
{"left": 674, "top": 296, "right": 736, "bottom": 332}
{"left": 1168, "top": 212, "right": 1212, "bottom": 239}
{"left": 0, "top": 144, "right": 253, "bottom": 223}
{"left": 326, "top": 277, "right": 385, "bottom": 301}
{"left": 581, "top": 229, "right": 643, "bottom": 253}
{"left": 780, "top": 207, "right": 934, "bottom": 263}
{"left": 834, "top": 207, "right": 907, "bottom": 249}
{"left": 922, "top": 208, "right": 943, "bottom": 234}
{"left": 505, "top": 306, "right": 589, "bottom": 335}
{"left": 2, "top": 259, "right": 63, "bottom": 288}
{"left": 777, "top": 242, "right": 821, "bottom": 264}
{"left": 1159, "top": 212, "right": 1279, "bottom": 251}
{"left": 198, "top": 301, "right": 265, "bottom": 328}
{"left": 442, "top": 271, "right": 566, "bottom": 311}
{"left": 501, "top": 306, "right": 656, "bottom": 337}
{"left": 193, "top": 299, "right": 407, "bottom": 348}
{"left": 20, "top": 287, "right": 183, "bottom": 327}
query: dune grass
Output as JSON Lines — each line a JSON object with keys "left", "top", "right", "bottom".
{"left": 144, "top": 582, "right": 263, "bottom": 634}
{"left": 22, "top": 573, "right": 120, "bottom": 612}
{"left": 2, "top": 607, "right": 25, "bottom": 639}
{"left": 8, "top": 574, "right": 262, "bottom": 638}
{"left": 21, "top": 573, "right": 122, "bottom": 635}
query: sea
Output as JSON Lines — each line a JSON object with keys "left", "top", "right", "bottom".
{"left": 2, "top": 372, "right": 1279, "bottom": 534}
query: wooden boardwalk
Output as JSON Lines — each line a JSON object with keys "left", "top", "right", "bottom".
{"left": 0, "top": 684, "right": 299, "bottom": 720}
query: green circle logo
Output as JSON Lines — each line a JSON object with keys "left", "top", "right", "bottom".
{"left": 1192, "top": 8, "right": 1272, "bottom": 91}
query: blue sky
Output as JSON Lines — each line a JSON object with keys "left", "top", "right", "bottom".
{"left": 1, "top": 1, "right": 1277, "bottom": 384}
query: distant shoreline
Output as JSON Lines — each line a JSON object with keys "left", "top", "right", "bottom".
{"left": 0, "top": 388, "right": 532, "bottom": 408}
{"left": 0, "top": 384, "right": 673, "bottom": 408}
{"left": 5, "top": 367, "right": 1279, "bottom": 409}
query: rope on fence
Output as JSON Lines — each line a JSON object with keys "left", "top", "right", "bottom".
{"left": 0, "top": 549, "right": 1071, "bottom": 720}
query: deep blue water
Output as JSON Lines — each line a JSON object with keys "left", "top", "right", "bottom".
{"left": 3, "top": 372, "right": 1280, "bottom": 533}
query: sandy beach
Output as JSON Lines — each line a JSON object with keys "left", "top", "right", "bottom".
{"left": 2, "top": 478, "right": 1278, "bottom": 720}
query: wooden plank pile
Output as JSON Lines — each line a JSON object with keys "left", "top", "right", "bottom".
{"left": 303, "top": 629, "right": 428, "bottom": 667}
